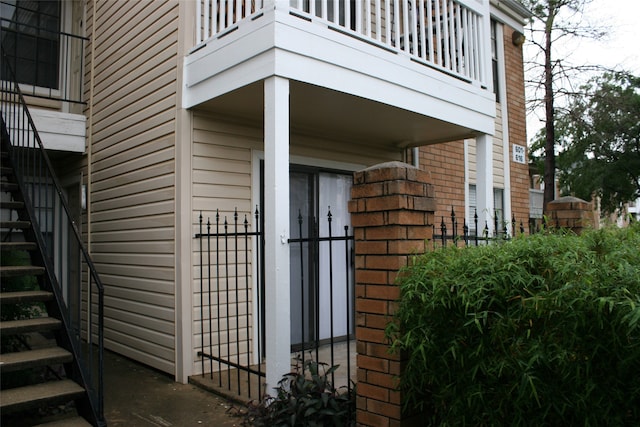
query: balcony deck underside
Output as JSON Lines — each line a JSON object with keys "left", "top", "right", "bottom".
{"left": 193, "top": 79, "right": 480, "bottom": 149}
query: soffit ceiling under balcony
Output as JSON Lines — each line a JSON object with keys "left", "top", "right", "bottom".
{"left": 193, "top": 80, "right": 478, "bottom": 148}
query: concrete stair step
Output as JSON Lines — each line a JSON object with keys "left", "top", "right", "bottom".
{"left": 0, "top": 347, "right": 73, "bottom": 373}
{"left": 0, "top": 201, "right": 25, "bottom": 210}
{"left": 0, "top": 241, "right": 37, "bottom": 251}
{"left": 0, "top": 317, "right": 62, "bottom": 335}
{"left": 34, "top": 416, "right": 93, "bottom": 427}
{"left": 0, "top": 265, "right": 45, "bottom": 277}
{"left": 0, "top": 379, "right": 85, "bottom": 413}
{"left": 0, "top": 220, "right": 30, "bottom": 229}
{"left": 0, "top": 181, "right": 19, "bottom": 192}
{"left": 0, "top": 290, "right": 54, "bottom": 305}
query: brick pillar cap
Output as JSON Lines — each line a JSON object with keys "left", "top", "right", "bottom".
{"left": 547, "top": 195, "right": 593, "bottom": 211}
{"left": 548, "top": 196, "right": 588, "bottom": 205}
{"left": 360, "top": 161, "right": 416, "bottom": 172}
{"left": 355, "top": 161, "right": 432, "bottom": 185}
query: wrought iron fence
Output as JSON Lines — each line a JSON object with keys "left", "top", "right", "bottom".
{"left": 195, "top": 208, "right": 265, "bottom": 399}
{"left": 195, "top": 207, "right": 355, "bottom": 403}
{"left": 289, "top": 208, "right": 355, "bottom": 396}
{"left": 432, "top": 207, "right": 526, "bottom": 247}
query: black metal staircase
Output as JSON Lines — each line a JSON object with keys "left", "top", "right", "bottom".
{"left": 1, "top": 49, "right": 105, "bottom": 427}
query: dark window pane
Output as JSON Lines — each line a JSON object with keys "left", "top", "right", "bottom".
{"left": 16, "top": 33, "right": 37, "bottom": 57}
{"left": 0, "top": 0, "right": 60, "bottom": 89}
{"left": 15, "top": 57, "right": 36, "bottom": 83}
{"left": 41, "top": 15, "right": 59, "bottom": 34}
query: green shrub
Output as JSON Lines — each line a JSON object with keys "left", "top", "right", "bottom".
{"left": 234, "top": 359, "right": 355, "bottom": 426}
{"left": 386, "top": 224, "right": 640, "bottom": 426}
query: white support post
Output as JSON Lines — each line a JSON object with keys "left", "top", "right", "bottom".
{"left": 476, "top": 134, "right": 494, "bottom": 235}
{"left": 264, "top": 76, "right": 291, "bottom": 392}
{"left": 479, "top": 0, "right": 493, "bottom": 91}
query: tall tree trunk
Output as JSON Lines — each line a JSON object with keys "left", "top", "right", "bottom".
{"left": 543, "top": 4, "right": 556, "bottom": 213}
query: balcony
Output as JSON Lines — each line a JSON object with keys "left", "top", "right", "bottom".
{"left": 1, "top": 16, "right": 87, "bottom": 152}
{"left": 183, "top": 0, "right": 496, "bottom": 145}
{"left": 1, "top": 18, "right": 86, "bottom": 106}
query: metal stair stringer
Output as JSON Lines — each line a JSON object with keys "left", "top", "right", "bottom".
{"left": 1, "top": 92, "right": 105, "bottom": 426}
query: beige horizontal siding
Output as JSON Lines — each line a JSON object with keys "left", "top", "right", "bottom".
{"left": 91, "top": 228, "right": 174, "bottom": 242}
{"left": 90, "top": 214, "right": 174, "bottom": 233}
{"left": 92, "top": 174, "right": 174, "bottom": 202}
{"left": 191, "top": 115, "right": 257, "bottom": 375}
{"left": 92, "top": 133, "right": 175, "bottom": 171}
{"left": 92, "top": 187, "right": 174, "bottom": 212}
{"left": 88, "top": 0, "right": 179, "bottom": 375}
{"left": 91, "top": 200, "right": 174, "bottom": 223}
{"left": 99, "top": 273, "right": 175, "bottom": 297}
{"left": 291, "top": 134, "right": 402, "bottom": 166}
{"left": 95, "top": 263, "right": 174, "bottom": 282}
{"left": 91, "top": 241, "right": 174, "bottom": 254}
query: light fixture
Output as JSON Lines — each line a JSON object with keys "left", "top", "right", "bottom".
{"left": 512, "top": 31, "right": 526, "bottom": 47}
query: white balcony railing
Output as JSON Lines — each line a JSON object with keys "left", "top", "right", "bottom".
{"left": 195, "top": 0, "right": 487, "bottom": 86}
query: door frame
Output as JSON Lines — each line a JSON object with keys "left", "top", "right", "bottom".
{"left": 251, "top": 151, "right": 363, "bottom": 359}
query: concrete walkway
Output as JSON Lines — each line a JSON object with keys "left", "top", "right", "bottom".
{"left": 104, "top": 350, "right": 240, "bottom": 427}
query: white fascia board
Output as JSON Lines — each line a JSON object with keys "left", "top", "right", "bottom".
{"left": 184, "top": 50, "right": 276, "bottom": 108}
{"left": 13, "top": 109, "right": 86, "bottom": 153}
{"left": 185, "top": 16, "right": 276, "bottom": 87}
{"left": 490, "top": 0, "right": 532, "bottom": 31}
{"left": 276, "top": 13, "right": 489, "bottom": 98}
{"left": 273, "top": 20, "right": 495, "bottom": 134}
{"left": 276, "top": 48, "right": 495, "bottom": 135}
{"left": 183, "top": 16, "right": 278, "bottom": 108}
{"left": 491, "top": 7, "right": 526, "bottom": 32}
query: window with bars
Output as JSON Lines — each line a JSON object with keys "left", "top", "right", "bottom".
{"left": 1, "top": 0, "right": 61, "bottom": 90}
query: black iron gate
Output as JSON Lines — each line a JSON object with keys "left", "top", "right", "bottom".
{"left": 195, "top": 208, "right": 265, "bottom": 399}
{"left": 288, "top": 208, "right": 355, "bottom": 393}
{"left": 195, "top": 206, "right": 355, "bottom": 400}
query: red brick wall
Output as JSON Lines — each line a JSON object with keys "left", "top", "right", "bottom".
{"left": 547, "top": 196, "right": 596, "bottom": 233}
{"left": 350, "top": 162, "right": 435, "bottom": 427}
{"left": 503, "top": 25, "right": 530, "bottom": 232}
{"left": 416, "top": 141, "right": 466, "bottom": 225}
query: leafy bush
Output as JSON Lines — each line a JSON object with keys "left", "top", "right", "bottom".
{"left": 386, "top": 224, "right": 640, "bottom": 426}
{"left": 234, "top": 359, "right": 355, "bottom": 426}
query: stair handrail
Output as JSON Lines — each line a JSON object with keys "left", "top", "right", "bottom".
{"left": 1, "top": 46, "right": 105, "bottom": 426}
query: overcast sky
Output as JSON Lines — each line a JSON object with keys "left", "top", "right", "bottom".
{"left": 576, "top": 0, "right": 639, "bottom": 73}
{"left": 523, "top": 0, "right": 639, "bottom": 142}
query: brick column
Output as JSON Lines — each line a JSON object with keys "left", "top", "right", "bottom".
{"left": 349, "top": 162, "right": 435, "bottom": 427}
{"left": 546, "top": 196, "right": 596, "bottom": 234}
